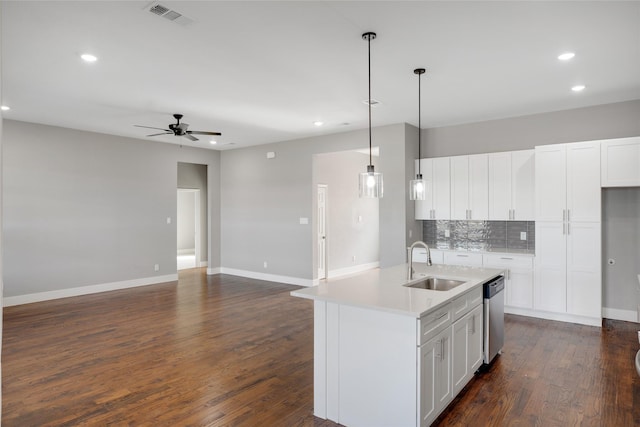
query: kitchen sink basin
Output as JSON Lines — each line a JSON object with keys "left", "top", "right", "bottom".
{"left": 404, "top": 277, "right": 466, "bottom": 291}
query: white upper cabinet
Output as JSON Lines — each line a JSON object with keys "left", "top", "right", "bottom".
{"left": 488, "top": 150, "right": 535, "bottom": 220}
{"left": 601, "top": 136, "right": 640, "bottom": 187}
{"left": 415, "top": 157, "right": 451, "bottom": 220}
{"left": 535, "top": 141, "right": 600, "bottom": 222}
{"left": 450, "top": 154, "right": 488, "bottom": 220}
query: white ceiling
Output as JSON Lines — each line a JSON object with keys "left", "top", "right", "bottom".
{"left": 2, "top": 1, "right": 639, "bottom": 150}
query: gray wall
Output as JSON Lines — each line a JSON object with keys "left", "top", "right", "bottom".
{"left": 177, "top": 162, "right": 208, "bottom": 262}
{"left": 221, "top": 123, "right": 416, "bottom": 280}
{"left": 2, "top": 120, "right": 221, "bottom": 297}
{"left": 602, "top": 188, "right": 640, "bottom": 312}
{"left": 422, "top": 100, "right": 640, "bottom": 157}
{"left": 0, "top": 4, "right": 4, "bottom": 410}
{"left": 314, "top": 150, "right": 379, "bottom": 272}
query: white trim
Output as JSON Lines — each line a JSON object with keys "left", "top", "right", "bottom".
{"left": 3, "top": 274, "right": 178, "bottom": 307}
{"left": 602, "top": 307, "right": 638, "bottom": 323}
{"left": 327, "top": 262, "right": 379, "bottom": 280}
{"left": 197, "top": 261, "right": 208, "bottom": 268}
{"left": 504, "top": 306, "right": 602, "bottom": 327}
{"left": 218, "top": 267, "right": 314, "bottom": 287}
{"left": 207, "top": 267, "right": 221, "bottom": 275}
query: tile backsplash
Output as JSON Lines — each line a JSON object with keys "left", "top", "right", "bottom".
{"left": 422, "top": 220, "right": 535, "bottom": 252}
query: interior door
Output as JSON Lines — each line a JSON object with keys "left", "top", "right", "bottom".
{"left": 317, "top": 185, "right": 327, "bottom": 280}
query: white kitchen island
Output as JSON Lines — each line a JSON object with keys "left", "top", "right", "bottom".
{"left": 291, "top": 263, "right": 504, "bottom": 427}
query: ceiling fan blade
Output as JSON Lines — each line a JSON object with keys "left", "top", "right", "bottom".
{"left": 187, "top": 131, "right": 222, "bottom": 136}
{"left": 183, "top": 134, "right": 199, "bottom": 141}
{"left": 135, "top": 125, "right": 171, "bottom": 131}
{"left": 147, "top": 132, "right": 172, "bottom": 137}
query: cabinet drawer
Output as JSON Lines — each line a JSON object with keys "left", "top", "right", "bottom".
{"left": 452, "top": 287, "right": 483, "bottom": 322}
{"left": 443, "top": 252, "right": 483, "bottom": 267}
{"left": 418, "top": 303, "right": 451, "bottom": 346}
{"left": 483, "top": 254, "right": 533, "bottom": 269}
{"left": 430, "top": 250, "right": 444, "bottom": 264}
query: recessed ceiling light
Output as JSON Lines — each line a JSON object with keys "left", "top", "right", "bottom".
{"left": 571, "top": 85, "right": 586, "bottom": 92}
{"left": 558, "top": 52, "right": 575, "bottom": 61}
{"left": 1, "top": 105, "right": 10, "bottom": 111}
{"left": 313, "top": 121, "right": 324, "bottom": 127}
{"left": 81, "top": 53, "right": 98, "bottom": 63}
{"left": 209, "top": 140, "right": 218, "bottom": 145}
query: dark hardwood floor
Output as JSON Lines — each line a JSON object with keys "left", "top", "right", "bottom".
{"left": 2, "top": 269, "right": 639, "bottom": 426}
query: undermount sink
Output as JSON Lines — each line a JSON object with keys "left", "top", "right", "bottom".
{"left": 404, "top": 277, "right": 466, "bottom": 291}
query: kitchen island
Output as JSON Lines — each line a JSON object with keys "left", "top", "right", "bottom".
{"left": 291, "top": 263, "right": 504, "bottom": 427}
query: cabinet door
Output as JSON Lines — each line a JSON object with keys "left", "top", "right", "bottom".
{"left": 419, "top": 327, "right": 451, "bottom": 427}
{"left": 566, "top": 222, "right": 602, "bottom": 319}
{"left": 415, "top": 158, "right": 434, "bottom": 220}
{"left": 601, "top": 137, "right": 640, "bottom": 187}
{"left": 534, "top": 221, "right": 567, "bottom": 313}
{"left": 432, "top": 157, "right": 451, "bottom": 220}
{"left": 452, "top": 315, "right": 470, "bottom": 396}
{"left": 468, "top": 305, "right": 484, "bottom": 373}
{"left": 450, "top": 155, "right": 469, "bottom": 220}
{"left": 511, "top": 150, "right": 535, "bottom": 220}
{"left": 507, "top": 268, "right": 534, "bottom": 309}
{"left": 488, "top": 152, "right": 512, "bottom": 220}
{"left": 566, "top": 141, "right": 601, "bottom": 222}
{"left": 468, "top": 154, "right": 489, "bottom": 220}
{"left": 535, "top": 144, "right": 566, "bottom": 222}
{"left": 434, "top": 328, "right": 452, "bottom": 415}
{"left": 418, "top": 339, "right": 437, "bottom": 427}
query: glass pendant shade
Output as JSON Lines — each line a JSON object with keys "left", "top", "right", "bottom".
{"left": 359, "top": 165, "right": 383, "bottom": 198}
{"left": 409, "top": 174, "right": 427, "bottom": 201}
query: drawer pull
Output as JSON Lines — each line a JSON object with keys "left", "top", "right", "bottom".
{"left": 500, "top": 257, "right": 514, "bottom": 260}
{"left": 457, "top": 254, "right": 469, "bottom": 257}
{"left": 436, "top": 312, "right": 448, "bottom": 320}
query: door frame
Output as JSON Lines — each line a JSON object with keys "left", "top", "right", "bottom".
{"left": 177, "top": 188, "right": 200, "bottom": 269}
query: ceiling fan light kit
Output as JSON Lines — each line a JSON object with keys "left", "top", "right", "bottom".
{"left": 358, "top": 31, "right": 383, "bottom": 199}
{"left": 134, "top": 113, "right": 221, "bottom": 142}
{"left": 409, "top": 68, "right": 428, "bottom": 201}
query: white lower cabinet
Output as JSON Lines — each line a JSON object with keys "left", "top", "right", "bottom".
{"left": 483, "top": 254, "right": 534, "bottom": 310}
{"left": 451, "top": 304, "right": 483, "bottom": 396}
{"left": 418, "top": 288, "right": 483, "bottom": 426}
{"left": 443, "top": 251, "right": 483, "bottom": 267}
{"left": 419, "top": 327, "right": 451, "bottom": 427}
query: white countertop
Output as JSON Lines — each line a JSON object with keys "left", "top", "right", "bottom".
{"left": 291, "top": 263, "right": 504, "bottom": 318}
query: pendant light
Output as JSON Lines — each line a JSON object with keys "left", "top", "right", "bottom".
{"left": 409, "top": 68, "right": 428, "bottom": 201}
{"left": 358, "top": 32, "right": 383, "bottom": 198}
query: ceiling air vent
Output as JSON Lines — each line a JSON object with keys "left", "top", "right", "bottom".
{"left": 146, "top": 2, "right": 194, "bottom": 26}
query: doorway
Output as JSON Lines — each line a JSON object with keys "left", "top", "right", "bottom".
{"left": 177, "top": 189, "right": 200, "bottom": 270}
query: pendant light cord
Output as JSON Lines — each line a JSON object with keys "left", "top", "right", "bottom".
{"left": 418, "top": 71, "right": 421, "bottom": 175}
{"left": 368, "top": 34, "right": 372, "bottom": 167}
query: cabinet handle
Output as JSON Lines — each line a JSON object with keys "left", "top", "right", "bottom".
{"left": 435, "top": 339, "right": 441, "bottom": 359}
{"left": 512, "top": 209, "right": 515, "bottom": 220}
{"left": 436, "top": 312, "right": 448, "bottom": 321}
{"left": 567, "top": 209, "right": 571, "bottom": 222}
{"left": 563, "top": 222, "right": 566, "bottom": 235}
{"left": 457, "top": 254, "right": 469, "bottom": 257}
{"left": 563, "top": 209, "right": 566, "bottom": 221}
{"left": 500, "top": 257, "right": 513, "bottom": 260}
{"left": 441, "top": 339, "right": 445, "bottom": 361}
{"left": 567, "top": 222, "right": 570, "bottom": 235}
{"left": 432, "top": 209, "right": 435, "bottom": 219}
{"left": 471, "top": 314, "right": 476, "bottom": 334}
{"left": 507, "top": 269, "right": 510, "bottom": 280}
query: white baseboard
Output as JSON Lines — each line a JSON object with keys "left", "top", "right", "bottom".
{"left": 327, "top": 262, "right": 379, "bottom": 280}
{"left": 3, "top": 274, "right": 179, "bottom": 307}
{"left": 207, "top": 267, "right": 221, "bottom": 275}
{"left": 602, "top": 307, "right": 638, "bottom": 323}
{"left": 504, "top": 306, "right": 602, "bottom": 327}
{"left": 198, "top": 261, "right": 208, "bottom": 268}
{"left": 217, "top": 267, "right": 314, "bottom": 287}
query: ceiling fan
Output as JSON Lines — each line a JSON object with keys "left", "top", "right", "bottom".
{"left": 134, "top": 114, "right": 221, "bottom": 141}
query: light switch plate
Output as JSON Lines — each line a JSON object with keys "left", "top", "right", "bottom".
{"left": 445, "top": 229, "right": 450, "bottom": 238}
{"left": 520, "top": 232, "right": 527, "bottom": 240}
{"left": 299, "top": 217, "right": 309, "bottom": 225}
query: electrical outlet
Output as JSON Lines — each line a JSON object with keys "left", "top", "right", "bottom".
{"left": 444, "top": 229, "right": 450, "bottom": 238}
{"left": 263, "top": 261, "right": 268, "bottom": 269}
{"left": 409, "top": 229, "right": 413, "bottom": 238}
{"left": 352, "top": 256, "right": 356, "bottom": 263}
{"left": 154, "top": 264, "right": 159, "bottom": 271}
{"left": 520, "top": 232, "right": 527, "bottom": 241}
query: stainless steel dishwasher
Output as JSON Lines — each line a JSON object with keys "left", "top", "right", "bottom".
{"left": 483, "top": 275, "right": 505, "bottom": 364}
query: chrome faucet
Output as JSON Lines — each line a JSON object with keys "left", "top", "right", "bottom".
{"left": 407, "top": 240, "right": 432, "bottom": 280}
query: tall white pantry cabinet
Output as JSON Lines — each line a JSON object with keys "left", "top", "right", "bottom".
{"left": 534, "top": 141, "right": 602, "bottom": 324}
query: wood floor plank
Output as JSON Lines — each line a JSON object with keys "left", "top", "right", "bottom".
{"left": 3, "top": 269, "right": 638, "bottom": 426}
